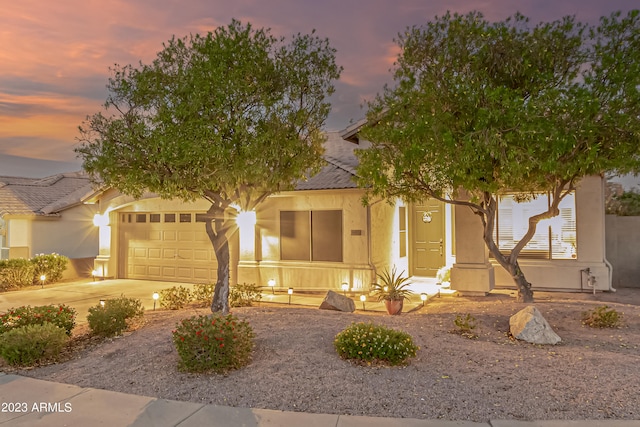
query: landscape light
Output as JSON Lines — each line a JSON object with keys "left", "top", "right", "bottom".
{"left": 360, "top": 294, "right": 366, "bottom": 311}
{"left": 99, "top": 299, "right": 105, "bottom": 307}
{"left": 288, "top": 287, "right": 293, "bottom": 305}
{"left": 268, "top": 279, "right": 276, "bottom": 294}
{"left": 420, "top": 293, "right": 428, "bottom": 307}
{"left": 153, "top": 292, "right": 159, "bottom": 310}
{"left": 341, "top": 282, "right": 349, "bottom": 296}
{"left": 40, "top": 274, "right": 46, "bottom": 288}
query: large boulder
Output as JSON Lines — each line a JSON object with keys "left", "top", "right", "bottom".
{"left": 319, "top": 290, "right": 355, "bottom": 313}
{"left": 509, "top": 306, "right": 561, "bottom": 345}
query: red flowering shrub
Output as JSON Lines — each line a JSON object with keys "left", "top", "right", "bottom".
{"left": 0, "top": 304, "right": 76, "bottom": 335}
{"left": 172, "top": 314, "right": 255, "bottom": 373}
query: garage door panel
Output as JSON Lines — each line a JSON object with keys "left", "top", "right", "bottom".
{"left": 148, "top": 248, "right": 161, "bottom": 259}
{"left": 162, "top": 249, "right": 176, "bottom": 259}
{"left": 193, "top": 268, "right": 211, "bottom": 280}
{"left": 194, "top": 250, "right": 210, "bottom": 261}
{"left": 195, "top": 233, "right": 209, "bottom": 242}
{"left": 148, "top": 266, "right": 161, "bottom": 276}
{"left": 177, "top": 267, "right": 193, "bottom": 279}
{"left": 133, "top": 248, "right": 147, "bottom": 258}
{"left": 149, "top": 230, "right": 161, "bottom": 240}
{"left": 177, "top": 249, "right": 193, "bottom": 260}
{"left": 163, "top": 230, "right": 177, "bottom": 241}
{"left": 178, "top": 231, "right": 194, "bottom": 241}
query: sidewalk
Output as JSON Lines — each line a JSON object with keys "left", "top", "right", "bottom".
{"left": 2, "top": 374, "right": 639, "bottom": 427}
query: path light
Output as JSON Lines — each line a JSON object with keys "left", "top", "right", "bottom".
{"left": 288, "top": 287, "right": 293, "bottom": 305}
{"left": 153, "top": 292, "right": 159, "bottom": 311}
{"left": 360, "top": 294, "right": 366, "bottom": 311}
{"left": 420, "top": 293, "right": 428, "bottom": 307}
{"left": 40, "top": 274, "right": 46, "bottom": 289}
{"left": 268, "top": 279, "right": 276, "bottom": 294}
{"left": 99, "top": 299, "right": 105, "bottom": 307}
{"left": 91, "top": 270, "right": 98, "bottom": 281}
{"left": 341, "top": 282, "right": 349, "bottom": 296}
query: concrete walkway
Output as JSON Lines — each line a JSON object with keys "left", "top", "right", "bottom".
{"left": 1, "top": 280, "right": 639, "bottom": 426}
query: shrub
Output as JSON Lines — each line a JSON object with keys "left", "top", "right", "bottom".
{"left": 0, "top": 304, "right": 76, "bottom": 336}
{"left": 229, "top": 283, "right": 262, "bottom": 307}
{"left": 0, "top": 258, "right": 34, "bottom": 289}
{"left": 452, "top": 313, "right": 478, "bottom": 339}
{"left": 334, "top": 322, "right": 419, "bottom": 366}
{"left": 0, "top": 323, "right": 69, "bottom": 366}
{"left": 173, "top": 313, "right": 255, "bottom": 373}
{"left": 31, "top": 253, "right": 69, "bottom": 284}
{"left": 192, "top": 283, "right": 216, "bottom": 307}
{"left": 160, "top": 286, "right": 192, "bottom": 310}
{"left": 582, "top": 305, "right": 623, "bottom": 328}
{"left": 87, "top": 295, "right": 144, "bottom": 337}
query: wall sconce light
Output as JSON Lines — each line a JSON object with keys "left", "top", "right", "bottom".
{"left": 360, "top": 294, "right": 366, "bottom": 311}
{"left": 40, "top": 274, "right": 46, "bottom": 288}
{"left": 341, "top": 282, "right": 349, "bottom": 296}
{"left": 268, "top": 279, "right": 276, "bottom": 294}
{"left": 91, "top": 270, "right": 98, "bottom": 281}
{"left": 93, "top": 213, "right": 109, "bottom": 227}
{"left": 99, "top": 299, "right": 105, "bottom": 307}
{"left": 420, "top": 293, "right": 428, "bottom": 307}
{"left": 422, "top": 211, "right": 432, "bottom": 223}
{"left": 287, "top": 287, "right": 293, "bottom": 305}
{"left": 152, "top": 292, "right": 159, "bottom": 310}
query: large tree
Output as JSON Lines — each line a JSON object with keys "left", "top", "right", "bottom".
{"left": 357, "top": 11, "right": 640, "bottom": 302}
{"left": 76, "top": 20, "right": 341, "bottom": 313}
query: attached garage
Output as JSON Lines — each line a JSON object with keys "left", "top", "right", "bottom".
{"left": 118, "top": 211, "right": 217, "bottom": 282}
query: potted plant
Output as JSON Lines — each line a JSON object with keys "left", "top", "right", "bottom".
{"left": 371, "top": 266, "right": 413, "bottom": 315}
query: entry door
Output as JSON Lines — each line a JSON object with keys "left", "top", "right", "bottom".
{"left": 411, "top": 200, "right": 445, "bottom": 277}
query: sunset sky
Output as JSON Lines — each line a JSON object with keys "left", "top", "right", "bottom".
{"left": 0, "top": 0, "right": 637, "bottom": 177}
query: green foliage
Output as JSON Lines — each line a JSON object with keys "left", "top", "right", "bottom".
{"left": 607, "top": 188, "right": 640, "bottom": 216}
{"left": 160, "top": 286, "right": 193, "bottom": 310}
{"left": 172, "top": 314, "right": 255, "bottom": 373}
{"left": 452, "top": 314, "right": 478, "bottom": 339}
{"left": 75, "top": 20, "right": 341, "bottom": 315}
{"left": 357, "top": 10, "right": 640, "bottom": 301}
{"left": 86, "top": 296, "right": 144, "bottom": 337}
{"left": 0, "top": 304, "right": 76, "bottom": 336}
{"left": 334, "top": 322, "right": 419, "bottom": 366}
{"left": 371, "top": 266, "right": 413, "bottom": 301}
{"left": 31, "top": 253, "right": 68, "bottom": 284}
{"left": 0, "top": 323, "right": 69, "bottom": 366}
{"left": 582, "top": 305, "right": 623, "bottom": 328}
{"left": 0, "top": 258, "right": 35, "bottom": 289}
{"left": 192, "top": 283, "right": 216, "bottom": 307}
{"left": 229, "top": 283, "right": 263, "bottom": 307}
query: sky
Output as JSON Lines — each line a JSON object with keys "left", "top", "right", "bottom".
{"left": 0, "top": 0, "right": 638, "bottom": 178}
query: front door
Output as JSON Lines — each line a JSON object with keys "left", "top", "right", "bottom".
{"left": 411, "top": 200, "right": 445, "bottom": 277}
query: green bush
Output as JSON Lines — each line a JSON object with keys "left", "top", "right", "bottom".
{"left": 0, "top": 258, "right": 34, "bottom": 289}
{"left": 31, "top": 253, "right": 69, "bottom": 284}
{"left": 582, "top": 305, "right": 623, "bottom": 328}
{"left": 229, "top": 283, "right": 262, "bottom": 307}
{"left": 0, "top": 304, "right": 76, "bottom": 335}
{"left": 87, "top": 295, "right": 144, "bottom": 337}
{"left": 173, "top": 313, "right": 255, "bottom": 373}
{"left": 192, "top": 283, "right": 216, "bottom": 307}
{"left": 334, "top": 322, "right": 419, "bottom": 366}
{"left": 160, "top": 286, "right": 192, "bottom": 310}
{"left": 0, "top": 323, "right": 69, "bottom": 366}
{"left": 452, "top": 313, "right": 478, "bottom": 339}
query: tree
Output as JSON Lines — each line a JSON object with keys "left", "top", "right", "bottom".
{"left": 357, "top": 10, "right": 640, "bottom": 302}
{"left": 76, "top": 20, "right": 341, "bottom": 313}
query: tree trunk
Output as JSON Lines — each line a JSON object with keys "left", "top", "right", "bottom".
{"left": 509, "top": 261, "right": 534, "bottom": 303}
{"left": 204, "top": 204, "right": 232, "bottom": 314}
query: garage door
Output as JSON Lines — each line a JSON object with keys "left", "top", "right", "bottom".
{"left": 118, "top": 212, "right": 217, "bottom": 282}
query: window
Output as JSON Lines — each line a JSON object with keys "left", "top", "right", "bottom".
{"left": 164, "top": 213, "right": 176, "bottom": 223}
{"left": 180, "top": 213, "right": 192, "bottom": 223}
{"left": 136, "top": 214, "right": 147, "bottom": 223}
{"left": 149, "top": 214, "right": 161, "bottom": 223}
{"left": 398, "top": 206, "right": 407, "bottom": 257}
{"left": 494, "top": 193, "right": 577, "bottom": 259}
{"left": 280, "top": 210, "right": 343, "bottom": 262}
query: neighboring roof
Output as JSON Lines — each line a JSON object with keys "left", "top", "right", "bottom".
{"left": 295, "top": 131, "right": 369, "bottom": 191}
{"left": 0, "top": 172, "right": 94, "bottom": 217}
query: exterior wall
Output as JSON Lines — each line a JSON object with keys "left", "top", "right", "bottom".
{"left": 370, "top": 199, "right": 407, "bottom": 281}
{"left": 31, "top": 205, "right": 98, "bottom": 259}
{"left": 7, "top": 218, "right": 30, "bottom": 259}
{"left": 491, "top": 175, "right": 612, "bottom": 292}
{"left": 606, "top": 215, "right": 640, "bottom": 288}
{"left": 238, "top": 189, "right": 376, "bottom": 292}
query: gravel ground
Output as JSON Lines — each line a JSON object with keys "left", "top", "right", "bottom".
{"left": 8, "top": 290, "right": 640, "bottom": 422}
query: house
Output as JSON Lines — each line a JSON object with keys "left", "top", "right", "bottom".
{"left": 0, "top": 172, "right": 98, "bottom": 278}
{"left": 86, "top": 130, "right": 613, "bottom": 294}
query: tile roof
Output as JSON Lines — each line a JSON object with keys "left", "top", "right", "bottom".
{"left": 295, "top": 131, "right": 369, "bottom": 191}
{"left": 0, "top": 172, "right": 94, "bottom": 217}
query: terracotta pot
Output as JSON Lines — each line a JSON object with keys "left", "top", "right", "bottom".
{"left": 384, "top": 299, "right": 404, "bottom": 315}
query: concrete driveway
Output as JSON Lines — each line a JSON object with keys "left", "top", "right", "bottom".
{"left": 0, "top": 279, "right": 198, "bottom": 325}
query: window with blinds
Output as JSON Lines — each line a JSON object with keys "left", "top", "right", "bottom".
{"left": 494, "top": 193, "right": 577, "bottom": 259}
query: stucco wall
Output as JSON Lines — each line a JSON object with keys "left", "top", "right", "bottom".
{"left": 238, "top": 189, "right": 376, "bottom": 291}
{"left": 606, "top": 215, "right": 640, "bottom": 288}
{"left": 31, "top": 204, "right": 98, "bottom": 259}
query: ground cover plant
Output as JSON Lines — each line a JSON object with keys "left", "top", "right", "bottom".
{"left": 160, "top": 286, "right": 192, "bottom": 310}
{"left": 0, "top": 323, "right": 68, "bottom": 366}
{"left": 0, "top": 304, "right": 76, "bottom": 335}
{"left": 229, "top": 283, "right": 262, "bottom": 307}
{"left": 334, "top": 322, "right": 418, "bottom": 366}
{"left": 582, "top": 305, "right": 623, "bottom": 328}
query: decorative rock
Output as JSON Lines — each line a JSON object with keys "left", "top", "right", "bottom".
{"left": 319, "top": 290, "right": 355, "bottom": 313}
{"left": 509, "top": 306, "right": 561, "bottom": 345}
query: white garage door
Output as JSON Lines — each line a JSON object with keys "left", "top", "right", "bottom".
{"left": 118, "top": 212, "right": 217, "bottom": 282}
